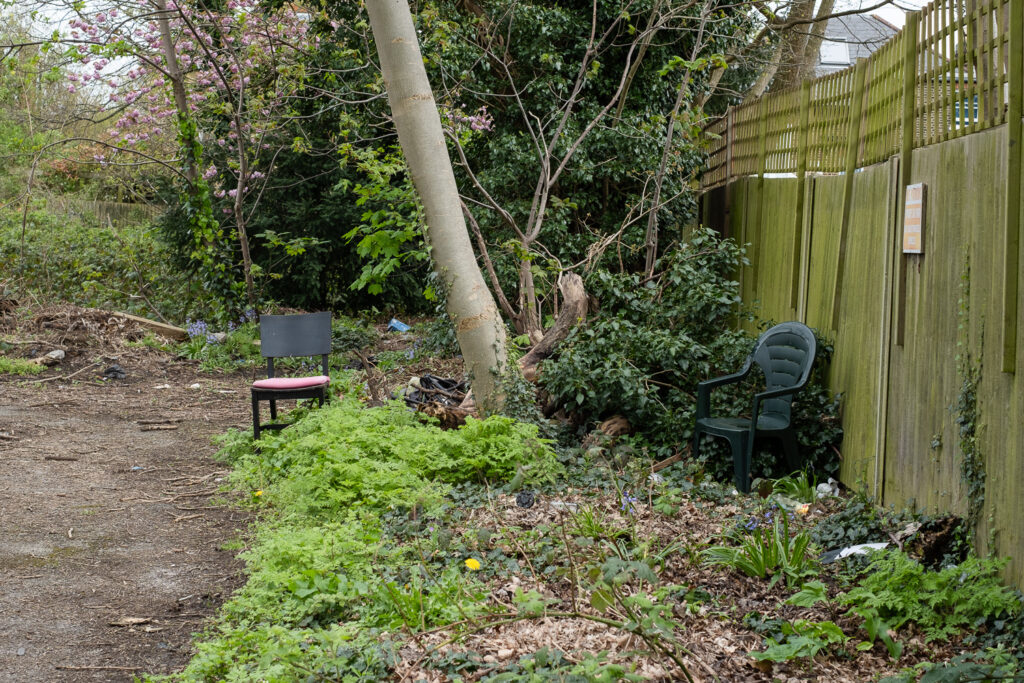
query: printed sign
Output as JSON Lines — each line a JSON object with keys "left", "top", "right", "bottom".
{"left": 903, "top": 183, "right": 926, "bottom": 254}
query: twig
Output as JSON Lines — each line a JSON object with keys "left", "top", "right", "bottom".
{"left": 172, "top": 513, "right": 204, "bottom": 523}
{"left": 0, "top": 338, "right": 62, "bottom": 346}
{"left": 44, "top": 456, "right": 79, "bottom": 462}
{"left": 29, "top": 361, "right": 101, "bottom": 384}
{"left": 55, "top": 666, "right": 140, "bottom": 672}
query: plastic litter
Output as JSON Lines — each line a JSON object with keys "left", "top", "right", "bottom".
{"left": 821, "top": 542, "right": 889, "bottom": 564}
{"left": 549, "top": 501, "right": 579, "bottom": 512}
{"left": 404, "top": 374, "right": 468, "bottom": 408}
{"left": 387, "top": 318, "right": 411, "bottom": 332}
{"left": 103, "top": 364, "right": 127, "bottom": 380}
{"left": 816, "top": 478, "right": 840, "bottom": 499}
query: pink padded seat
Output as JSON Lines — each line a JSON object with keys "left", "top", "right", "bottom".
{"left": 252, "top": 375, "right": 330, "bottom": 390}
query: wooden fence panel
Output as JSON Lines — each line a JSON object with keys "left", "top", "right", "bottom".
{"left": 829, "top": 161, "right": 896, "bottom": 488}
{"left": 699, "top": 0, "right": 1024, "bottom": 584}
{"left": 803, "top": 177, "right": 845, "bottom": 330}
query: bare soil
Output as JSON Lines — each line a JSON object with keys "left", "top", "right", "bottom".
{"left": 1, "top": 306, "right": 254, "bottom": 682}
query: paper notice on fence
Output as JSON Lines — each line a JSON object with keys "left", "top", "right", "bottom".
{"left": 903, "top": 183, "right": 926, "bottom": 254}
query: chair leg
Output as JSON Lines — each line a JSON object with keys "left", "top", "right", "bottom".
{"left": 252, "top": 392, "right": 261, "bottom": 440}
{"left": 781, "top": 430, "right": 800, "bottom": 472}
{"left": 730, "top": 433, "right": 752, "bottom": 493}
{"left": 691, "top": 428, "right": 702, "bottom": 460}
{"left": 270, "top": 399, "right": 278, "bottom": 420}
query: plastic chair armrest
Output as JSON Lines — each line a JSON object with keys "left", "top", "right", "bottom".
{"left": 749, "top": 385, "right": 804, "bottom": 424}
{"left": 696, "top": 358, "right": 753, "bottom": 418}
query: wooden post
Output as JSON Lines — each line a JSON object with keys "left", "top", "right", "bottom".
{"left": 1003, "top": 0, "right": 1022, "bottom": 372}
{"left": 874, "top": 156, "right": 901, "bottom": 501}
{"left": 723, "top": 108, "right": 734, "bottom": 239}
{"left": 750, "top": 98, "right": 769, "bottom": 290}
{"left": 791, "top": 80, "right": 812, "bottom": 314}
{"left": 831, "top": 59, "right": 869, "bottom": 332}
{"left": 895, "top": 12, "right": 919, "bottom": 347}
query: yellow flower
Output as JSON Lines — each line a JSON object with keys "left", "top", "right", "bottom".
{"left": 464, "top": 558, "right": 481, "bottom": 571}
{"left": 795, "top": 503, "right": 810, "bottom": 515}
{"left": 254, "top": 490, "right": 263, "bottom": 497}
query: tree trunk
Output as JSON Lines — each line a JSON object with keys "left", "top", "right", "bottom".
{"left": 771, "top": 0, "right": 816, "bottom": 90}
{"left": 800, "top": 0, "right": 837, "bottom": 82}
{"left": 519, "top": 272, "right": 587, "bottom": 382}
{"left": 365, "top": 0, "right": 508, "bottom": 412}
{"left": 154, "top": 0, "right": 197, "bottom": 184}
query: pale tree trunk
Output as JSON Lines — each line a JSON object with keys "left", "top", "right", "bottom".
{"left": 232, "top": 113, "right": 256, "bottom": 310}
{"left": 154, "top": 0, "right": 197, "bottom": 184}
{"left": 365, "top": 0, "right": 508, "bottom": 412}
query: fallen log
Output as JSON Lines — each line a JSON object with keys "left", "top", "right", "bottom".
{"left": 112, "top": 311, "right": 187, "bottom": 341}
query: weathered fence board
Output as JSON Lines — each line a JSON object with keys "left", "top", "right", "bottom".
{"left": 712, "top": 125, "right": 1024, "bottom": 586}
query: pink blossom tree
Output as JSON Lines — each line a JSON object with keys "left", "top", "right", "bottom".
{"left": 13, "top": 0, "right": 322, "bottom": 310}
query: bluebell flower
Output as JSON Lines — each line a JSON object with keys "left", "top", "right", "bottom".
{"left": 620, "top": 492, "right": 639, "bottom": 515}
{"left": 186, "top": 318, "right": 210, "bottom": 340}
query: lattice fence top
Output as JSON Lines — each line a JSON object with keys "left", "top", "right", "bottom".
{"left": 701, "top": 0, "right": 1021, "bottom": 190}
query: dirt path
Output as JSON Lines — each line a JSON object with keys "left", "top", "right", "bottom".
{"left": 1, "top": 358, "right": 253, "bottom": 682}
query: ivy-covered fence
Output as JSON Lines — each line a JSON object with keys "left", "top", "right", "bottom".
{"left": 699, "top": 0, "right": 1024, "bottom": 586}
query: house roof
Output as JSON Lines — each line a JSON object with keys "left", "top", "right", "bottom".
{"left": 813, "top": 14, "right": 899, "bottom": 77}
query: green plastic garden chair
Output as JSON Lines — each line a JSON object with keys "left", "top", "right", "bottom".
{"left": 691, "top": 321, "right": 817, "bottom": 493}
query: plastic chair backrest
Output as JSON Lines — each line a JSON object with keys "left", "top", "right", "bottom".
{"left": 259, "top": 312, "right": 332, "bottom": 359}
{"left": 750, "top": 322, "right": 817, "bottom": 418}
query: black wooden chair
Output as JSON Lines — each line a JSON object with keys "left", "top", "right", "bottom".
{"left": 251, "top": 312, "right": 332, "bottom": 439}
{"left": 692, "top": 322, "right": 817, "bottom": 493}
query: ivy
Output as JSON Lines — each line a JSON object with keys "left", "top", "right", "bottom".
{"left": 955, "top": 253, "right": 984, "bottom": 540}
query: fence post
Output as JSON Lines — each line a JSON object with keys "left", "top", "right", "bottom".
{"left": 791, "top": 80, "right": 812, "bottom": 316}
{"left": 750, "top": 97, "right": 769, "bottom": 289}
{"left": 723, "top": 108, "right": 735, "bottom": 238}
{"left": 894, "top": 12, "right": 919, "bottom": 347}
{"left": 831, "top": 60, "right": 869, "bottom": 332}
{"left": 1002, "top": 0, "right": 1023, "bottom": 373}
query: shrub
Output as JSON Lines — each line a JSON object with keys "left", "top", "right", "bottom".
{"left": 0, "top": 202, "right": 188, "bottom": 321}
{"left": 540, "top": 227, "right": 842, "bottom": 478}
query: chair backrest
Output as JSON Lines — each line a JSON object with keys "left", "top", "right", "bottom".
{"left": 259, "top": 312, "right": 332, "bottom": 375}
{"left": 751, "top": 322, "right": 817, "bottom": 418}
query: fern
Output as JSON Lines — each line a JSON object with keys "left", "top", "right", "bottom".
{"left": 840, "top": 550, "right": 1020, "bottom": 642}
{"left": 220, "top": 395, "right": 563, "bottom": 517}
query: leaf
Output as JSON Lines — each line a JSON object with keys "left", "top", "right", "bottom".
{"left": 590, "top": 588, "right": 614, "bottom": 612}
{"left": 787, "top": 580, "right": 828, "bottom": 608}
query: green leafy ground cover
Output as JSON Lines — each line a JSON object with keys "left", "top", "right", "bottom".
{"left": 147, "top": 380, "right": 1024, "bottom": 682}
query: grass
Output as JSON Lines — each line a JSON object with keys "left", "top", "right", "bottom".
{"left": 0, "top": 355, "right": 44, "bottom": 376}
